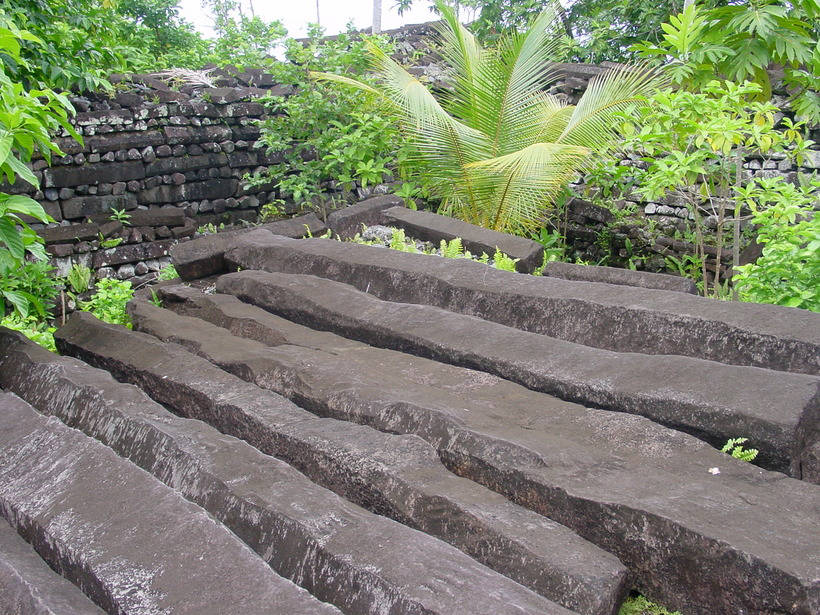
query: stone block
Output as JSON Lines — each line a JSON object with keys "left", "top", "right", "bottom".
{"left": 223, "top": 234, "right": 820, "bottom": 376}
{"left": 543, "top": 261, "right": 698, "bottom": 294}
{"left": 43, "top": 161, "right": 145, "bottom": 188}
{"left": 383, "top": 206, "right": 544, "bottom": 273}
{"left": 60, "top": 194, "right": 138, "bottom": 220}
{"left": 326, "top": 195, "right": 404, "bottom": 239}
{"left": 0, "top": 387, "right": 337, "bottom": 615}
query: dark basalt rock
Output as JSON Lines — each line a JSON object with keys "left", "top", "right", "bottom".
{"left": 326, "top": 195, "right": 404, "bottom": 239}
{"left": 126, "top": 206, "right": 186, "bottom": 228}
{"left": 1, "top": 327, "right": 574, "bottom": 615}
{"left": 222, "top": 234, "right": 820, "bottom": 375}
{"left": 0, "top": 518, "right": 105, "bottom": 614}
{"left": 91, "top": 238, "right": 174, "bottom": 268}
{"left": 43, "top": 161, "right": 146, "bottom": 187}
{"left": 51, "top": 313, "right": 622, "bottom": 615}
{"left": 171, "top": 215, "right": 326, "bottom": 280}
{"left": 215, "top": 270, "right": 820, "bottom": 477}
{"left": 40, "top": 223, "right": 100, "bottom": 245}
{"left": 0, "top": 389, "right": 341, "bottom": 615}
{"left": 543, "top": 261, "right": 698, "bottom": 294}
{"left": 382, "top": 205, "right": 545, "bottom": 273}
{"left": 60, "top": 194, "right": 137, "bottom": 220}
{"left": 151, "top": 283, "right": 820, "bottom": 615}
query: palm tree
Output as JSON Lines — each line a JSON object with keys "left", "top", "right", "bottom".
{"left": 317, "top": 1, "right": 664, "bottom": 234}
{"left": 372, "top": 0, "right": 382, "bottom": 34}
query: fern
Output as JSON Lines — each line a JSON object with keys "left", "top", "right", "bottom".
{"left": 440, "top": 237, "right": 465, "bottom": 258}
{"left": 721, "top": 437, "right": 759, "bottom": 462}
{"left": 492, "top": 248, "right": 519, "bottom": 272}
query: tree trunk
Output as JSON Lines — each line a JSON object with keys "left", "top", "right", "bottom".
{"left": 316, "top": 0, "right": 320, "bottom": 25}
{"left": 372, "top": 0, "right": 382, "bottom": 34}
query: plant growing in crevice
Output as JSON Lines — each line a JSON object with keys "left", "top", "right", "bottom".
{"left": 315, "top": 0, "right": 664, "bottom": 235}
{"left": 721, "top": 437, "right": 759, "bottom": 462}
{"left": 80, "top": 278, "right": 134, "bottom": 328}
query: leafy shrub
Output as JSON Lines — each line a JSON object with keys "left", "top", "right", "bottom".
{"left": 0, "top": 312, "right": 55, "bottom": 351}
{"left": 733, "top": 177, "right": 819, "bottom": 311}
{"left": 0, "top": 21, "right": 79, "bottom": 318}
{"left": 1, "top": 259, "right": 61, "bottom": 319}
{"left": 249, "top": 26, "right": 403, "bottom": 210}
{"left": 618, "top": 595, "right": 681, "bottom": 615}
{"left": 156, "top": 264, "right": 178, "bottom": 281}
{"left": 80, "top": 278, "right": 134, "bottom": 328}
{"left": 65, "top": 264, "right": 92, "bottom": 294}
{"left": 634, "top": 1, "right": 819, "bottom": 125}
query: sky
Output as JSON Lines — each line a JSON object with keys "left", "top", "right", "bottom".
{"left": 176, "top": 0, "right": 468, "bottom": 39}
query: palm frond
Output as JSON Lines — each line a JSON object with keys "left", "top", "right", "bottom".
{"left": 472, "top": 3, "right": 565, "bottom": 156}
{"left": 465, "top": 142, "right": 590, "bottom": 233}
{"left": 434, "top": 2, "right": 486, "bottom": 128}
{"left": 557, "top": 63, "right": 667, "bottom": 149}
{"left": 310, "top": 71, "right": 383, "bottom": 98}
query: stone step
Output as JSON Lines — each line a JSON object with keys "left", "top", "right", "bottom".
{"left": 220, "top": 233, "right": 820, "bottom": 375}
{"left": 0, "top": 516, "right": 105, "bottom": 615}
{"left": 0, "top": 327, "right": 581, "bottom": 615}
{"left": 136, "top": 285, "right": 820, "bottom": 615}
{"left": 0, "top": 390, "right": 341, "bottom": 615}
{"left": 213, "top": 270, "right": 819, "bottom": 478}
{"left": 381, "top": 206, "right": 545, "bottom": 273}
{"left": 542, "top": 261, "right": 698, "bottom": 294}
{"left": 172, "top": 212, "right": 326, "bottom": 280}
{"left": 47, "top": 317, "right": 607, "bottom": 615}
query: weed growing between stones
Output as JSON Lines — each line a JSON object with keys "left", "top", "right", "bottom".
{"left": 80, "top": 278, "right": 134, "bottom": 328}
{"left": 618, "top": 594, "right": 682, "bottom": 615}
{"left": 721, "top": 438, "right": 759, "bottom": 462}
{"left": 349, "top": 226, "right": 520, "bottom": 272}
{"left": 0, "top": 314, "right": 56, "bottom": 352}
{"left": 157, "top": 264, "right": 179, "bottom": 281}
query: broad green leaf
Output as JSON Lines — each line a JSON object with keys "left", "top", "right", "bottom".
{"left": 0, "top": 217, "right": 24, "bottom": 260}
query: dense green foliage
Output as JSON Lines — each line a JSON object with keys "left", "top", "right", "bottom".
{"left": 80, "top": 278, "right": 134, "bottom": 327}
{"left": 250, "top": 27, "right": 405, "bottom": 209}
{"left": 317, "top": 1, "right": 663, "bottom": 234}
{"left": 635, "top": 1, "right": 819, "bottom": 124}
{"left": 0, "top": 22, "right": 78, "bottom": 318}
{"left": 733, "top": 178, "right": 819, "bottom": 311}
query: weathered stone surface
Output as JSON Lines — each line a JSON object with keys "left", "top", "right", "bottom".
{"left": 137, "top": 178, "right": 238, "bottom": 204}
{"left": 0, "top": 389, "right": 340, "bottom": 615}
{"left": 143, "top": 285, "right": 820, "bottom": 615}
{"left": 40, "top": 223, "right": 99, "bottom": 245}
{"left": 326, "top": 195, "right": 403, "bottom": 239}
{"left": 216, "top": 270, "right": 819, "bottom": 475}
{"left": 127, "top": 206, "right": 186, "bottom": 227}
{"left": 382, "top": 206, "right": 545, "bottom": 273}
{"left": 60, "top": 194, "right": 137, "bottom": 220}
{"left": 171, "top": 215, "right": 325, "bottom": 280}
{"left": 54, "top": 312, "right": 622, "bottom": 615}
{"left": 258, "top": 212, "right": 328, "bottom": 238}
{"left": 162, "top": 125, "right": 232, "bottom": 145}
{"left": 1, "top": 327, "right": 573, "bottom": 615}
{"left": 0, "top": 519, "right": 105, "bottom": 614}
{"left": 543, "top": 261, "right": 698, "bottom": 294}
{"left": 223, "top": 235, "right": 820, "bottom": 375}
{"left": 43, "top": 161, "right": 145, "bottom": 187}
{"left": 144, "top": 152, "right": 228, "bottom": 177}
{"left": 92, "top": 238, "right": 174, "bottom": 268}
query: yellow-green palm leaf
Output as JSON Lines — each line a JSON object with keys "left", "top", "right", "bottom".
{"left": 312, "top": 0, "right": 664, "bottom": 234}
